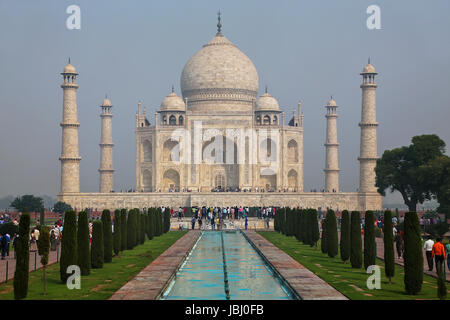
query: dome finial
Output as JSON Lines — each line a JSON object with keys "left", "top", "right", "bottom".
{"left": 68, "top": 57, "right": 71, "bottom": 64}
{"left": 171, "top": 84, "right": 174, "bottom": 93}
{"left": 265, "top": 85, "right": 268, "bottom": 94}
{"left": 216, "top": 10, "right": 222, "bottom": 35}
{"left": 368, "top": 57, "right": 371, "bottom": 64}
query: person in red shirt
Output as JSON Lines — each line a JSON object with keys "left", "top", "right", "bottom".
{"left": 432, "top": 237, "right": 446, "bottom": 274}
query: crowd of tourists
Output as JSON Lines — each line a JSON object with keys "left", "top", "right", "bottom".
{"left": 170, "top": 206, "right": 275, "bottom": 231}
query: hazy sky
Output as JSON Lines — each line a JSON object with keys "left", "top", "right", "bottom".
{"left": 0, "top": 0, "right": 449, "bottom": 204}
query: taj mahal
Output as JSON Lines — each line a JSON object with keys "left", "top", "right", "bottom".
{"left": 57, "top": 15, "right": 382, "bottom": 211}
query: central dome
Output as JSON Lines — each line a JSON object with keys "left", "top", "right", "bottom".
{"left": 180, "top": 33, "right": 259, "bottom": 109}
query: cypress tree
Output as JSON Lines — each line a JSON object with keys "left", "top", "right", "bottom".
{"left": 13, "top": 212, "right": 30, "bottom": 300}
{"left": 403, "top": 211, "right": 423, "bottom": 295}
{"left": 141, "top": 212, "right": 146, "bottom": 243}
{"left": 350, "top": 211, "right": 362, "bottom": 268}
{"left": 310, "top": 209, "right": 320, "bottom": 248}
{"left": 113, "top": 209, "right": 121, "bottom": 255}
{"left": 383, "top": 210, "right": 395, "bottom": 283}
{"left": 327, "top": 209, "right": 338, "bottom": 258}
{"left": 101, "top": 210, "right": 113, "bottom": 263}
{"left": 60, "top": 211, "right": 77, "bottom": 283}
{"left": 340, "top": 210, "right": 350, "bottom": 263}
{"left": 127, "top": 209, "right": 135, "bottom": 249}
{"left": 363, "top": 211, "right": 377, "bottom": 270}
{"left": 77, "top": 211, "right": 90, "bottom": 276}
{"left": 133, "top": 209, "right": 139, "bottom": 245}
{"left": 37, "top": 225, "right": 50, "bottom": 295}
{"left": 298, "top": 209, "right": 304, "bottom": 242}
{"left": 120, "top": 209, "right": 127, "bottom": 251}
{"left": 147, "top": 209, "right": 153, "bottom": 240}
{"left": 437, "top": 261, "right": 447, "bottom": 300}
{"left": 91, "top": 220, "right": 104, "bottom": 268}
{"left": 321, "top": 216, "right": 328, "bottom": 254}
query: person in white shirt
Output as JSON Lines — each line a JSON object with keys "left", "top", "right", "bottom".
{"left": 424, "top": 237, "right": 435, "bottom": 271}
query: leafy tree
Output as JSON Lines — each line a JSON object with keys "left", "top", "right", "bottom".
{"left": 340, "top": 210, "right": 350, "bottom": 263}
{"left": 60, "top": 211, "right": 77, "bottom": 283}
{"left": 10, "top": 195, "right": 44, "bottom": 213}
{"left": 120, "top": 209, "right": 127, "bottom": 251}
{"left": 53, "top": 201, "right": 73, "bottom": 214}
{"left": 13, "top": 213, "right": 30, "bottom": 299}
{"left": 77, "top": 211, "right": 90, "bottom": 276}
{"left": 113, "top": 209, "right": 121, "bottom": 255}
{"left": 91, "top": 220, "right": 104, "bottom": 268}
{"left": 403, "top": 212, "right": 423, "bottom": 295}
{"left": 375, "top": 134, "right": 446, "bottom": 212}
{"left": 101, "top": 210, "right": 113, "bottom": 263}
{"left": 326, "top": 209, "right": 338, "bottom": 258}
{"left": 418, "top": 155, "right": 450, "bottom": 220}
{"left": 363, "top": 211, "right": 377, "bottom": 270}
{"left": 350, "top": 211, "right": 362, "bottom": 268}
{"left": 383, "top": 210, "right": 395, "bottom": 283}
{"left": 37, "top": 226, "right": 50, "bottom": 295}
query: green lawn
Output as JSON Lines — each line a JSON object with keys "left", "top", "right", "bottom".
{"left": 0, "top": 231, "right": 187, "bottom": 300}
{"left": 258, "top": 231, "right": 449, "bottom": 300}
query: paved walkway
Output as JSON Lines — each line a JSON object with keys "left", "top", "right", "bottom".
{"left": 110, "top": 230, "right": 201, "bottom": 300}
{"left": 243, "top": 230, "right": 347, "bottom": 300}
{"left": 0, "top": 246, "right": 60, "bottom": 284}
{"left": 374, "top": 237, "right": 450, "bottom": 282}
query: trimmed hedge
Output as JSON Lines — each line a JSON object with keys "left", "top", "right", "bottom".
{"left": 60, "top": 211, "right": 77, "bottom": 283}
{"left": 13, "top": 212, "right": 30, "bottom": 300}
{"left": 120, "top": 209, "right": 127, "bottom": 251}
{"left": 326, "top": 209, "right": 338, "bottom": 258}
{"left": 404, "top": 211, "right": 423, "bottom": 295}
{"left": 350, "top": 211, "right": 362, "bottom": 268}
{"left": 383, "top": 210, "right": 395, "bottom": 282}
{"left": 340, "top": 210, "right": 350, "bottom": 263}
{"left": 91, "top": 220, "right": 104, "bottom": 269}
{"left": 321, "top": 216, "right": 328, "bottom": 254}
{"left": 363, "top": 210, "right": 376, "bottom": 270}
{"left": 101, "top": 210, "right": 113, "bottom": 263}
{"left": 113, "top": 209, "right": 121, "bottom": 255}
{"left": 77, "top": 211, "right": 90, "bottom": 276}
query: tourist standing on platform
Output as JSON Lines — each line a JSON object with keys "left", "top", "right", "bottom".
{"left": 198, "top": 217, "right": 203, "bottom": 230}
{"left": 211, "top": 216, "right": 215, "bottom": 230}
{"left": 432, "top": 237, "right": 446, "bottom": 274}
{"left": 245, "top": 215, "right": 248, "bottom": 230}
{"left": 191, "top": 216, "right": 196, "bottom": 230}
{"left": 424, "top": 237, "right": 435, "bottom": 271}
{"left": 12, "top": 233, "right": 18, "bottom": 258}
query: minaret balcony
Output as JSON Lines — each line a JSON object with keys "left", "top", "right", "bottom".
{"left": 358, "top": 122, "right": 379, "bottom": 127}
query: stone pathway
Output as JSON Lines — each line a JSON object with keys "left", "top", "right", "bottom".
{"left": 374, "top": 237, "right": 450, "bottom": 282}
{"left": 243, "top": 230, "right": 348, "bottom": 300}
{"left": 110, "top": 230, "right": 201, "bottom": 300}
{"left": 0, "top": 247, "right": 60, "bottom": 284}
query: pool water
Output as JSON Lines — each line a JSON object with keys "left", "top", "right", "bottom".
{"left": 161, "top": 230, "right": 294, "bottom": 300}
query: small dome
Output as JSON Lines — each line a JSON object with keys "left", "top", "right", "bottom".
{"left": 101, "top": 97, "right": 112, "bottom": 107}
{"left": 327, "top": 98, "right": 337, "bottom": 107}
{"left": 160, "top": 91, "right": 185, "bottom": 111}
{"left": 362, "top": 63, "right": 376, "bottom": 74}
{"left": 63, "top": 63, "right": 77, "bottom": 74}
{"left": 256, "top": 92, "right": 279, "bottom": 110}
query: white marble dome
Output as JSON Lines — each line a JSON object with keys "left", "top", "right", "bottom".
{"left": 63, "top": 63, "right": 77, "bottom": 74}
{"left": 160, "top": 91, "right": 185, "bottom": 111}
{"left": 180, "top": 33, "right": 259, "bottom": 105}
{"left": 327, "top": 98, "right": 337, "bottom": 107}
{"left": 101, "top": 97, "right": 112, "bottom": 107}
{"left": 256, "top": 92, "right": 279, "bottom": 110}
{"left": 362, "top": 63, "right": 376, "bottom": 73}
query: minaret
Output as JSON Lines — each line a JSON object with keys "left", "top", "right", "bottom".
{"left": 324, "top": 97, "right": 340, "bottom": 192}
{"left": 99, "top": 96, "right": 114, "bottom": 193}
{"left": 59, "top": 59, "right": 81, "bottom": 193}
{"left": 358, "top": 59, "right": 379, "bottom": 193}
